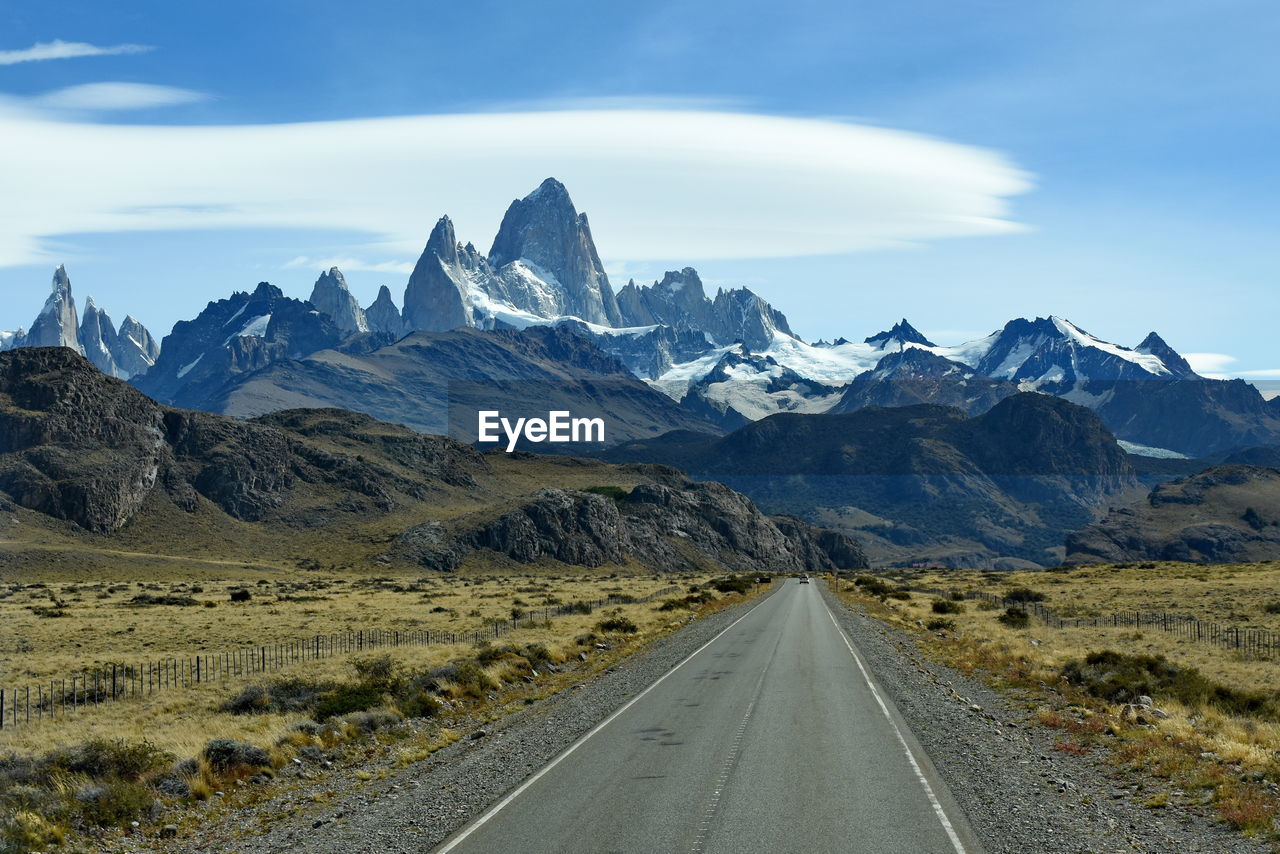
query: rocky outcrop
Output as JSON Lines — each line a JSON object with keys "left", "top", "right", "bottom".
{"left": 0, "top": 347, "right": 485, "bottom": 532}
{"left": 488, "top": 178, "right": 622, "bottom": 326}
{"left": 393, "top": 479, "right": 867, "bottom": 574}
{"left": 0, "top": 347, "right": 164, "bottom": 532}
{"left": 364, "top": 285, "right": 405, "bottom": 336}
{"left": 1066, "top": 465, "right": 1280, "bottom": 563}
{"left": 308, "top": 267, "right": 368, "bottom": 333}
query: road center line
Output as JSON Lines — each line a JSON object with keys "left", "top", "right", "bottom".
{"left": 434, "top": 588, "right": 779, "bottom": 853}
{"left": 820, "top": 593, "right": 969, "bottom": 854}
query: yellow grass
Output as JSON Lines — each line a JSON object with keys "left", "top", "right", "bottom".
{"left": 834, "top": 564, "right": 1280, "bottom": 837}
{"left": 0, "top": 570, "right": 713, "bottom": 757}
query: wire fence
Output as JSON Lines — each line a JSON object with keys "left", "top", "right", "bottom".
{"left": 903, "top": 584, "right": 1280, "bottom": 661}
{"left": 0, "top": 586, "right": 678, "bottom": 731}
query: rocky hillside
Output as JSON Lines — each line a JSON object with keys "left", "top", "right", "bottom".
{"left": 1066, "top": 465, "right": 1280, "bottom": 563}
{"left": 601, "top": 393, "right": 1138, "bottom": 567}
{"left": 0, "top": 347, "right": 861, "bottom": 574}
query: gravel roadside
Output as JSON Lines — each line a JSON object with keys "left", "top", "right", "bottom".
{"left": 153, "top": 591, "right": 774, "bottom": 854}
{"left": 821, "top": 584, "right": 1269, "bottom": 854}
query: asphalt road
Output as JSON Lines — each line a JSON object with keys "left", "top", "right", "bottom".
{"left": 436, "top": 580, "right": 981, "bottom": 854}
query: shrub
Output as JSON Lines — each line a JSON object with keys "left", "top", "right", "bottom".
{"left": 564, "top": 600, "right": 593, "bottom": 615}
{"left": 74, "top": 779, "right": 151, "bottom": 827}
{"left": 351, "top": 654, "right": 402, "bottom": 692}
{"left": 229, "top": 589, "right": 252, "bottom": 603}
{"left": 598, "top": 616, "right": 638, "bottom": 633}
{"left": 886, "top": 590, "right": 912, "bottom": 601}
{"left": 222, "top": 678, "right": 333, "bottom": 715}
{"left": 45, "top": 739, "right": 171, "bottom": 781}
{"left": 948, "top": 590, "right": 966, "bottom": 601}
{"left": 1263, "top": 600, "right": 1280, "bottom": 616}
{"left": 997, "top": 607, "right": 1030, "bottom": 629}
{"left": 1061, "top": 650, "right": 1280, "bottom": 718}
{"left": 398, "top": 691, "right": 443, "bottom": 719}
{"left": 313, "top": 685, "right": 382, "bottom": 721}
{"left": 0, "top": 810, "right": 64, "bottom": 850}
{"left": 926, "top": 618, "right": 956, "bottom": 631}
{"left": 931, "top": 599, "right": 963, "bottom": 615}
{"left": 1004, "top": 587, "right": 1045, "bottom": 604}
{"left": 711, "top": 575, "right": 753, "bottom": 595}
{"left": 341, "top": 710, "right": 401, "bottom": 734}
{"left": 202, "top": 739, "right": 270, "bottom": 773}
{"left": 853, "top": 576, "right": 893, "bottom": 596}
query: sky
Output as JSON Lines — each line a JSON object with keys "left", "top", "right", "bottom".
{"left": 0, "top": 0, "right": 1277, "bottom": 381}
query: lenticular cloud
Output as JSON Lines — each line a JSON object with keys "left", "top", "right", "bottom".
{"left": 0, "top": 108, "right": 1032, "bottom": 268}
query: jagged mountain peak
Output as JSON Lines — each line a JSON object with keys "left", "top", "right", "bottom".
{"left": 424, "top": 215, "right": 460, "bottom": 266}
{"left": 864, "top": 318, "right": 935, "bottom": 348}
{"left": 487, "top": 178, "right": 622, "bottom": 326}
{"left": 308, "top": 266, "right": 368, "bottom": 334}
{"left": 1135, "top": 331, "right": 1199, "bottom": 378}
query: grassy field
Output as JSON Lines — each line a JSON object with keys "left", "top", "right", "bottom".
{"left": 835, "top": 561, "right": 1280, "bottom": 838}
{"left": 900, "top": 560, "right": 1280, "bottom": 692}
{"left": 0, "top": 546, "right": 763, "bottom": 853}
{"left": 0, "top": 568, "right": 717, "bottom": 753}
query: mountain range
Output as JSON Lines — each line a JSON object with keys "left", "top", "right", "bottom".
{"left": 7, "top": 178, "right": 1276, "bottom": 460}
{"left": 3, "top": 177, "right": 1279, "bottom": 566}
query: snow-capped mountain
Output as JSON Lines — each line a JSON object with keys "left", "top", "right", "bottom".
{"left": 5, "top": 178, "right": 1273, "bottom": 459}
{"left": 0, "top": 266, "right": 158, "bottom": 379}
{"left": 676, "top": 348, "right": 844, "bottom": 428}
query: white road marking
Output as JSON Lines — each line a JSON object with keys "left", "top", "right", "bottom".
{"left": 820, "top": 594, "right": 969, "bottom": 854}
{"left": 434, "top": 590, "right": 778, "bottom": 853}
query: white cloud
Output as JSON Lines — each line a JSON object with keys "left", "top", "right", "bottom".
{"left": 284, "top": 256, "right": 414, "bottom": 275}
{"left": 1235, "top": 368, "right": 1280, "bottom": 378}
{"left": 0, "top": 39, "right": 151, "bottom": 66}
{"left": 0, "top": 108, "right": 1032, "bottom": 270}
{"left": 1184, "top": 352, "right": 1237, "bottom": 378}
{"left": 33, "top": 82, "right": 207, "bottom": 111}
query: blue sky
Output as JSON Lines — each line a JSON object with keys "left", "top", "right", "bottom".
{"left": 1, "top": 0, "right": 1277, "bottom": 380}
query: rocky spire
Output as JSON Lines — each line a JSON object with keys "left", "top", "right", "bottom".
{"left": 24, "top": 265, "right": 83, "bottom": 354}
{"left": 308, "top": 267, "right": 368, "bottom": 334}
{"left": 402, "top": 216, "right": 472, "bottom": 332}
{"left": 365, "top": 285, "right": 405, "bottom": 336}
{"left": 80, "top": 296, "right": 124, "bottom": 376}
{"left": 115, "top": 315, "right": 160, "bottom": 377}
{"left": 487, "top": 178, "right": 622, "bottom": 326}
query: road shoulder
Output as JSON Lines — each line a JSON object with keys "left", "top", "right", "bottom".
{"left": 821, "top": 584, "right": 1268, "bottom": 854}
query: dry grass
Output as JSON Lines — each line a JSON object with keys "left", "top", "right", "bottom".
{"left": 0, "top": 570, "right": 710, "bottom": 755}
{"left": 834, "top": 565, "right": 1280, "bottom": 839}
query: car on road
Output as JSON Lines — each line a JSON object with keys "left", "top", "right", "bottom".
{"left": 799, "top": 576, "right": 810, "bottom": 584}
